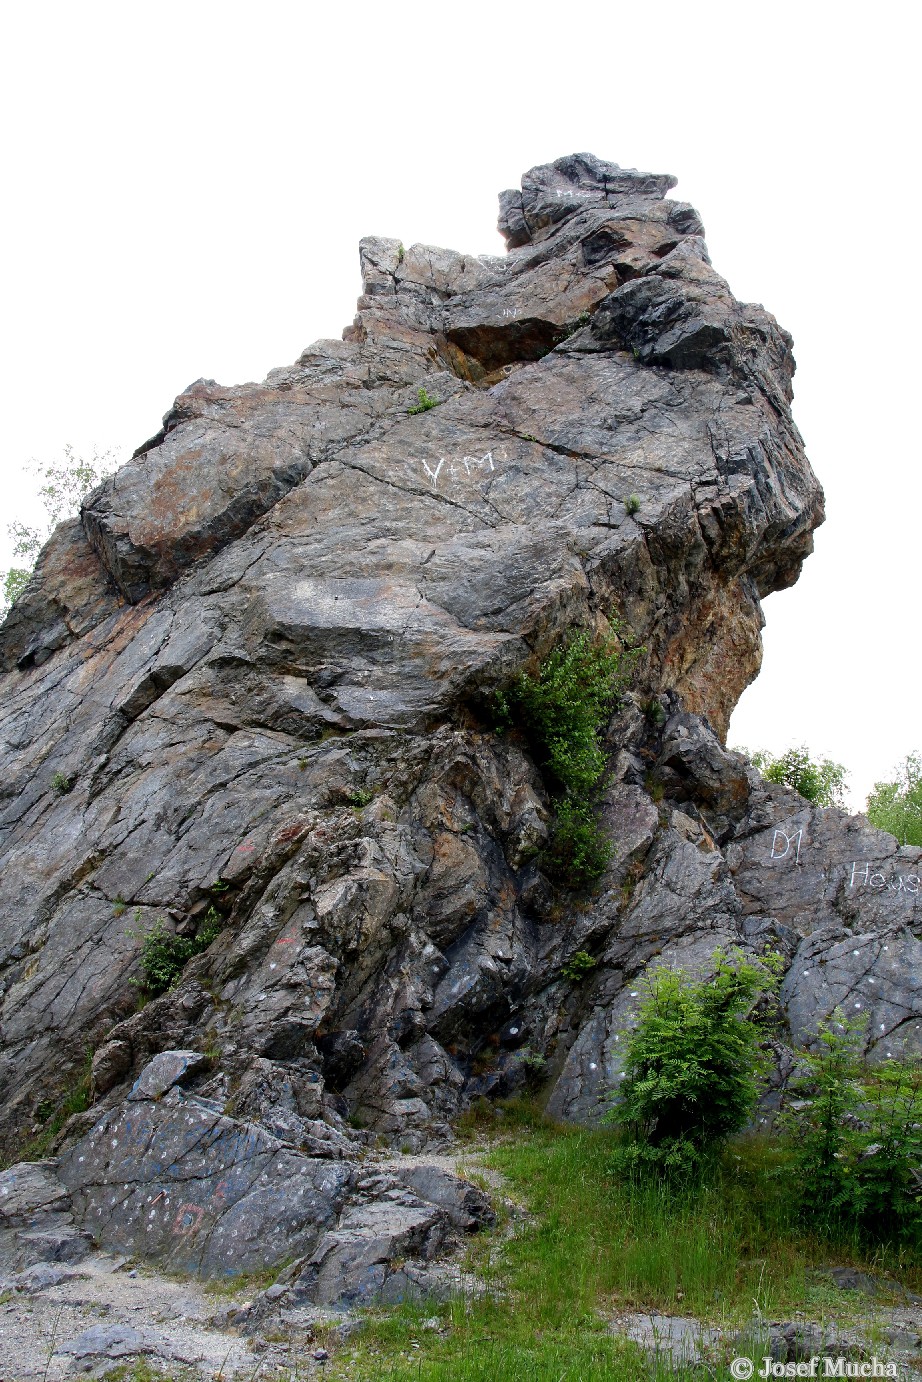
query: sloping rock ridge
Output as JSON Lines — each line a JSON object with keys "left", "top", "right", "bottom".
{"left": 0, "top": 152, "right": 915, "bottom": 1288}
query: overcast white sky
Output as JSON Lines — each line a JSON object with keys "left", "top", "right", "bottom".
{"left": 0, "top": 1, "right": 917, "bottom": 808}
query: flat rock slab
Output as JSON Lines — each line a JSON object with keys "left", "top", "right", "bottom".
{"left": 613, "top": 1312, "right": 725, "bottom": 1364}
{"left": 290, "top": 1198, "right": 448, "bottom": 1308}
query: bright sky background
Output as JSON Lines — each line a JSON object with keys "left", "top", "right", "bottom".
{"left": 1, "top": 1, "right": 917, "bottom": 809}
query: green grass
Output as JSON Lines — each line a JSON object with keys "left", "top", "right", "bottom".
{"left": 327, "top": 1111, "right": 922, "bottom": 1381}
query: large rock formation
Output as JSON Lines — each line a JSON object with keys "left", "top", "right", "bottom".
{"left": 0, "top": 153, "right": 917, "bottom": 1288}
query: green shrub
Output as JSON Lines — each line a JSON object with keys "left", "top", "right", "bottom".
{"left": 624, "top": 493, "right": 641, "bottom": 516}
{"left": 782, "top": 1013, "right": 922, "bottom": 1244}
{"left": 544, "top": 796, "right": 614, "bottom": 884}
{"left": 608, "top": 948, "right": 779, "bottom": 1177}
{"left": 129, "top": 906, "right": 224, "bottom": 996}
{"left": 495, "top": 623, "right": 640, "bottom": 888}
{"left": 560, "top": 949, "right": 598, "bottom": 983}
{"left": 866, "top": 752, "right": 922, "bottom": 846}
{"left": 518, "top": 1048, "right": 548, "bottom": 1088}
{"left": 50, "top": 771, "right": 72, "bottom": 794}
{"left": 407, "top": 386, "right": 440, "bottom": 414}
{"left": 750, "top": 744, "right": 848, "bottom": 807}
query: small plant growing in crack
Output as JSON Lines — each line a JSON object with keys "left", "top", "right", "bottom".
{"left": 643, "top": 697, "right": 667, "bottom": 727}
{"left": 397, "top": 241, "right": 405, "bottom": 264}
{"left": 408, "top": 386, "right": 440, "bottom": 415}
{"left": 347, "top": 787, "right": 374, "bottom": 808}
{"left": 624, "top": 494, "right": 641, "bottom": 516}
{"left": 50, "top": 771, "right": 72, "bottom": 794}
{"left": 560, "top": 950, "right": 598, "bottom": 983}
{"left": 519, "top": 1048, "right": 548, "bottom": 1087}
{"left": 564, "top": 311, "right": 592, "bottom": 339}
{"left": 493, "top": 619, "right": 642, "bottom": 889}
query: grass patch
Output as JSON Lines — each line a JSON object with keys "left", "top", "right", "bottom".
{"left": 10, "top": 1051, "right": 93, "bottom": 1165}
{"left": 328, "top": 1117, "right": 922, "bottom": 1380}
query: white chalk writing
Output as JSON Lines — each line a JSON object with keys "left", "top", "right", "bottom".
{"left": 770, "top": 827, "right": 803, "bottom": 864}
{"left": 848, "top": 862, "right": 920, "bottom": 894}
{"left": 418, "top": 451, "right": 497, "bottom": 490}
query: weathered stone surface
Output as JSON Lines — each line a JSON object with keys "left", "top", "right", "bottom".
{"left": 58, "top": 1073, "right": 354, "bottom": 1275}
{"left": 127, "top": 1048, "right": 209, "bottom": 1101}
{"left": 58, "top": 1321, "right": 153, "bottom": 1360}
{"left": 2, "top": 152, "right": 914, "bottom": 1281}
{"left": 388, "top": 1162, "right": 495, "bottom": 1231}
{"left": 0, "top": 1160, "right": 92, "bottom": 1272}
{"left": 289, "top": 1198, "right": 448, "bottom": 1307}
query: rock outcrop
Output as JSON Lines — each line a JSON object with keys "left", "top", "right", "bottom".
{"left": 0, "top": 153, "right": 915, "bottom": 1289}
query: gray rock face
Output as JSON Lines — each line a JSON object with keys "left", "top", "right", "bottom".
{"left": 0, "top": 1160, "right": 91, "bottom": 1272}
{"left": 58, "top": 1074, "right": 354, "bottom": 1275}
{"left": 0, "top": 152, "right": 913, "bottom": 1280}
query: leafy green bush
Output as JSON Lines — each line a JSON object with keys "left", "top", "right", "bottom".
{"left": 866, "top": 752, "right": 922, "bottom": 846}
{"left": 624, "top": 493, "right": 641, "bottom": 515}
{"left": 782, "top": 1012, "right": 922, "bottom": 1244}
{"left": 407, "top": 386, "right": 440, "bottom": 414}
{"left": 495, "top": 623, "right": 640, "bottom": 889}
{"left": 750, "top": 745, "right": 848, "bottom": 807}
{"left": 129, "top": 906, "right": 224, "bottom": 996}
{"left": 608, "top": 949, "right": 779, "bottom": 1177}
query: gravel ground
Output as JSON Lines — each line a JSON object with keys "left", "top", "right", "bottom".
{"left": 0, "top": 1251, "right": 329, "bottom": 1380}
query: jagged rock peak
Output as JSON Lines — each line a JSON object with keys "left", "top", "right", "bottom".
{"left": 7, "top": 157, "right": 911, "bottom": 1307}
{"left": 497, "top": 152, "right": 680, "bottom": 248}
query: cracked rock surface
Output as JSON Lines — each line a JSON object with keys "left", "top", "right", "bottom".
{"left": 0, "top": 152, "right": 917, "bottom": 1293}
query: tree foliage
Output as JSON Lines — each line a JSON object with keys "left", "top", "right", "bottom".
{"left": 866, "top": 752, "right": 922, "bottom": 846}
{"left": 1, "top": 445, "right": 116, "bottom": 614}
{"left": 750, "top": 744, "right": 848, "bottom": 807}
{"left": 608, "top": 949, "right": 779, "bottom": 1176}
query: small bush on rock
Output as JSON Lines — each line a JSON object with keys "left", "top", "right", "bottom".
{"left": 608, "top": 948, "right": 779, "bottom": 1178}
{"left": 407, "top": 386, "right": 440, "bottom": 414}
{"left": 560, "top": 949, "right": 598, "bottom": 982}
{"left": 495, "top": 621, "right": 640, "bottom": 888}
{"left": 129, "top": 906, "right": 223, "bottom": 996}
